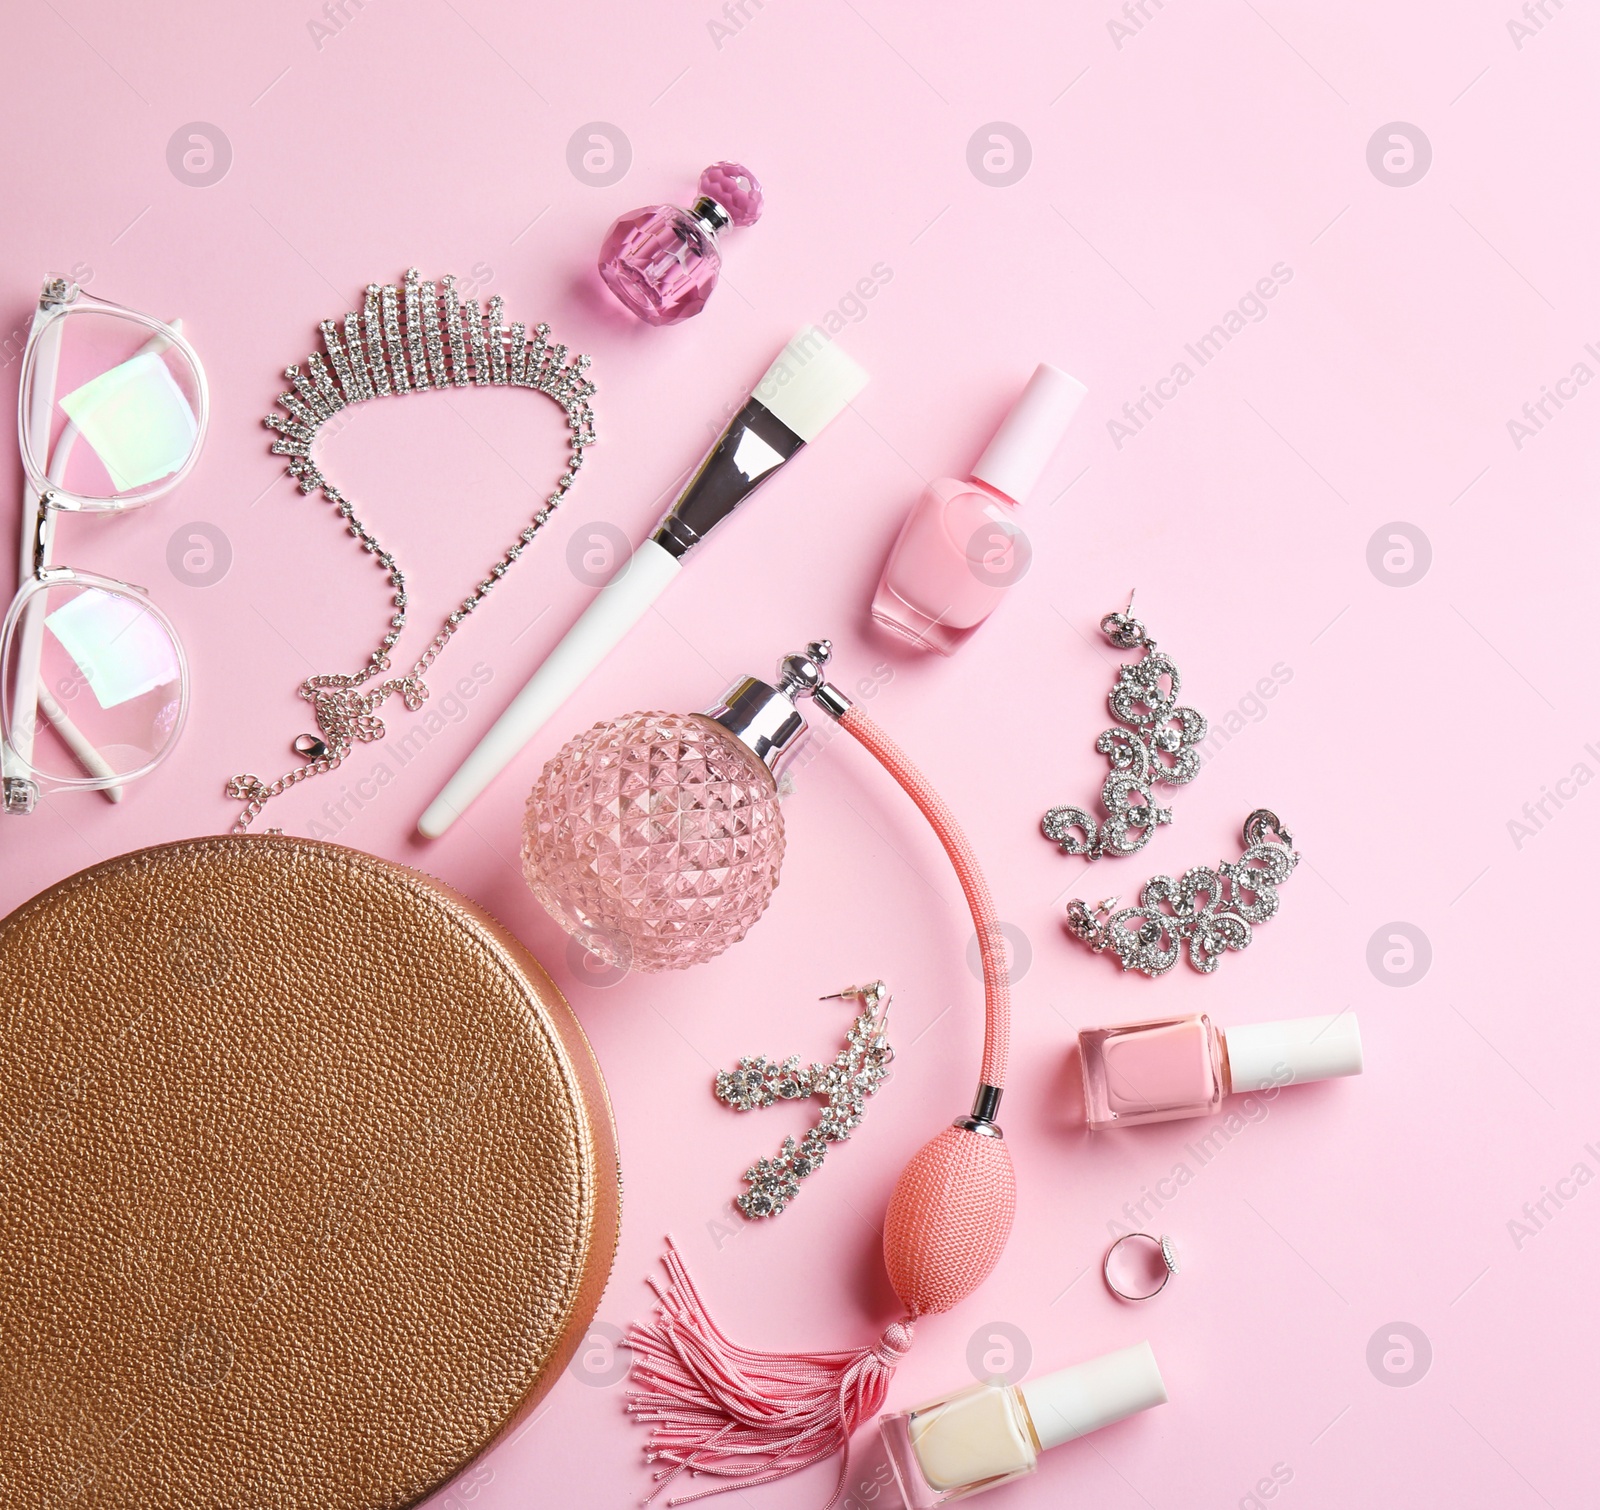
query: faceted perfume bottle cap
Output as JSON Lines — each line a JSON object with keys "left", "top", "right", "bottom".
{"left": 698, "top": 162, "right": 763, "bottom": 227}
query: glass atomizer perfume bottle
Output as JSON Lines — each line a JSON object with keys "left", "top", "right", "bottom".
{"left": 880, "top": 1342, "right": 1168, "bottom": 1506}
{"left": 598, "top": 162, "right": 763, "bottom": 326}
{"left": 1079, "top": 1012, "right": 1363, "bottom": 1131}
{"left": 522, "top": 651, "right": 808, "bottom": 972}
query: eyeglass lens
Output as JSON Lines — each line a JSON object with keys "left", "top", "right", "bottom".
{"left": 3, "top": 581, "right": 185, "bottom": 784}
{"left": 27, "top": 308, "right": 203, "bottom": 500}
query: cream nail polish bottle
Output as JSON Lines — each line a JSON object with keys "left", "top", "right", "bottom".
{"left": 880, "top": 1342, "right": 1167, "bottom": 1506}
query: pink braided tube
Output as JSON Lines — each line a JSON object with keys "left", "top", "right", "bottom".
{"left": 838, "top": 704, "right": 1010, "bottom": 1090}
{"left": 838, "top": 704, "right": 1017, "bottom": 1319}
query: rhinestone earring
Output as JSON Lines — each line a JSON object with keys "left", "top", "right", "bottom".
{"left": 1041, "top": 595, "right": 1207, "bottom": 860}
{"left": 1065, "top": 809, "right": 1300, "bottom": 976}
{"left": 713, "top": 981, "right": 894, "bottom": 1219}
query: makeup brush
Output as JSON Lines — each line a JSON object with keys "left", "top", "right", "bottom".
{"left": 416, "top": 327, "right": 867, "bottom": 838}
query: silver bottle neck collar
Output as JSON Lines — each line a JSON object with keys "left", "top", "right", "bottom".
{"left": 699, "top": 641, "right": 851, "bottom": 778}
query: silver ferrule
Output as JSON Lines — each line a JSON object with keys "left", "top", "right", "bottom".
{"left": 955, "top": 1083, "right": 1005, "bottom": 1137}
{"left": 653, "top": 511, "right": 704, "bottom": 557}
{"left": 649, "top": 397, "right": 806, "bottom": 562}
{"left": 690, "top": 195, "right": 732, "bottom": 237}
{"left": 701, "top": 676, "right": 811, "bottom": 778}
{"left": 812, "top": 681, "right": 853, "bottom": 720}
{"left": 700, "top": 641, "right": 853, "bottom": 782}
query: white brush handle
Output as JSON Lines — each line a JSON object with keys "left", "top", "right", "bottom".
{"left": 416, "top": 538, "right": 682, "bottom": 838}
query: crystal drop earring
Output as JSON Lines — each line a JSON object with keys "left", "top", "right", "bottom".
{"left": 1065, "top": 809, "right": 1300, "bottom": 976}
{"left": 712, "top": 981, "right": 894, "bottom": 1219}
{"left": 1041, "top": 594, "right": 1208, "bottom": 860}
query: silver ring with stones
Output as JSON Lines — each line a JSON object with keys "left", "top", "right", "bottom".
{"left": 1103, "top": 1232, "right": 1179, "bottom": 1301}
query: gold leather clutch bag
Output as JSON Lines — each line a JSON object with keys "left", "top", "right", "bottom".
{"left": 0, "top": 835, "right": 620, "bottom": 1510}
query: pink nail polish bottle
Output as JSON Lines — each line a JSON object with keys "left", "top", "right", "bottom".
{"left": 871, "top": 363, "right": 1086, "bottom": 655}
{"left": 1078, "top": 1012, "right": 1363, "bottom": 1131}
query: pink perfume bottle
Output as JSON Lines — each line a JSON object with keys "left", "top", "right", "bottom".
{"left": 880, "top": 1342, "right": 1167, "bottom": 1507}
{"left": 872, "top": 363, "right": 1086, "bottom": 655}
{"left": 1078, "top": 1011, "right": 1363, "bottom": 1131}
{"left": 597, "top": 162, "right": 763, "bottom": 326}
{"left": 522, "top": 649, "right": 814, "bottom": 973}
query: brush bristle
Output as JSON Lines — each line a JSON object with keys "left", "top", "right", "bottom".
{"left": 751, "top": 327, "right": 868, "bottom": 443}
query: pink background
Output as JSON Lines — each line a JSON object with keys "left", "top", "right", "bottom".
{"left": 3, "top": 2, "right": 1596, "bottom": 1506}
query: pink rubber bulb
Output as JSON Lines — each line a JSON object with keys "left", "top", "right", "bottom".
{"left": 884, "top": 1124, "right": 1017, "bottom": 1318}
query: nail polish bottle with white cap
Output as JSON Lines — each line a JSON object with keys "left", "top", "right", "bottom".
{"left": 1079, "top": 1011, "right": 1363, "bottom": 1131}
{"left": 880, "top": 1341, "right": 1168, "bottom": 1506}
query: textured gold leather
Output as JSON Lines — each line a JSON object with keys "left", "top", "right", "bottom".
{"left": 0, "top": 835, "right": 620, "bottom": 1510}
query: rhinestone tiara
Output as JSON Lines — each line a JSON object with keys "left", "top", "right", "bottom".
{"left": 228, "top": 269, "right": 598, "bottom": 833}
{"left": 263, "top": 266, "right": 597, "bottom": 495}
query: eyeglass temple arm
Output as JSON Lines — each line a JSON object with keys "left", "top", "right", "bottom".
{"left": 8, "top": 317, "right": 184, "bottom": 803}
{"left": 37, "top": 684, "right": 122, "bottom": 789}
{"left": 5, "top": 304, "right": 64, "bottom": 791}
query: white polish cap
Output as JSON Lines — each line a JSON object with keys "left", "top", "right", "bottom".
{"left": 971, "top": 362, "right": 1087, "bottom": 504}
{"left": 1019, "top": 1341, "right": 1168, "bottom": 1453}
{"left": 1224, "top": 1013, "right": 1364, "bottom": 1093}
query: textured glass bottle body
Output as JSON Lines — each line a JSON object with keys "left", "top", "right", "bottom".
{"left": 522, "top": 710, "right": 785, "bottom": 972}
{"left": 881, "top": 1380, "right": 1041, "bottom": 1506}
{"left": 1079, "top": 1012, "right": 1226, "bottom": 1130}
{"left": 598, "top": 207, "right": 722, "bottom": 326}
{"left": 871, "top": 477, "right": 1028, "bottom": 656}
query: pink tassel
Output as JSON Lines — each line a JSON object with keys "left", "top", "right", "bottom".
{"left": 626, "top": 1239, "right": 914, "bottom": 1506}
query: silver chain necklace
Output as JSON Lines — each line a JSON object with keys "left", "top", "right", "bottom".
{"left": 227, "top": 268, "right": 596, "bottom": 832}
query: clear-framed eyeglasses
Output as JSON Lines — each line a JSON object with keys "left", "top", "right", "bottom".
{"left": 2, "top": 277, "right": 208, "bottom": 814}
